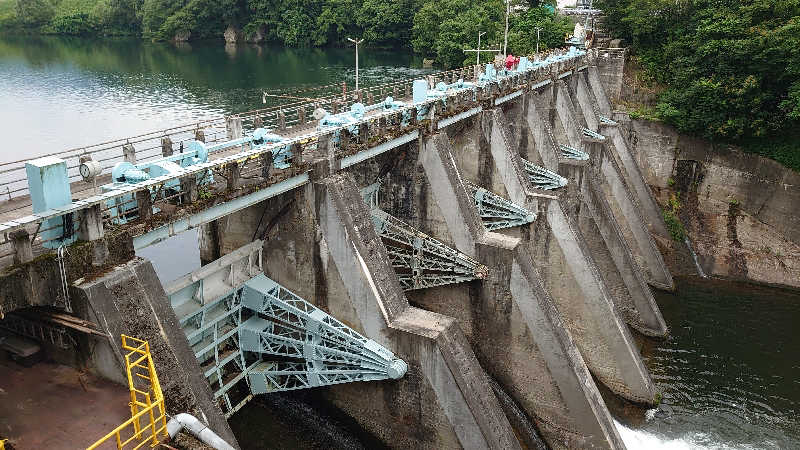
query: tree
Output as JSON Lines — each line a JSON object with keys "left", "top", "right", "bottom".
{"left": 15, "top": 0, "right": 55, "bottom": 27}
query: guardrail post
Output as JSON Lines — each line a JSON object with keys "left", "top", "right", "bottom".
{"left": 278, "top": 111, "right": 286, "bottom": 131}
{"left": 123, "top": 144, "right": 136, "bottom": 164}
{"left": 393, "top": 87, "right": 398, "bottom": 99}
{"left": 261, "top": 152, "right": 273, "bottom": 179}
{"left": 254, "top": 116, "right": 263, "bottom": 129}
{"left": 160, "top": 137, "right": 173, "bottom": 157}
{"left": 367, "top": 92, "right": 373, "bottom": 105}
{"left": 226, "top": 116, "right": 243, "bottom": 140}
{"left": 298, "top": 107, "right": 307, "bottom": 125}
{"left": 332, "top": 100, "right": 340, "bottom": 115}
{"left": 195, "top": 129, "right": 205, "bottom": 142}
{"left": 11, "top": 229, "right": 33, "bottom": 265}
{"left": 226, "top": 163, "right": 241, "bottom": 192}
{"left": 136, "top": 189, "right": 152, "bottom": 220}
{"left": 181, "top": 176, "right": 198, "bottom": 204}
{"left": 79, "top": 204, "right": 108, "bottom": 266}
{"left": 404, "top": 84, "right": 410, "bottom": 99}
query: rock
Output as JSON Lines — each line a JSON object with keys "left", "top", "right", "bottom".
{"left": 610, "top": 38, "right": 623, "bottom": 48}
{"left": 224, "top": 25, "right": 242, "bottom": 44}
{"left": 245, "top": 24, "right": 266, "bottom": 44}
{"left": 173, "top": 30, "right": 190, "bottom": 42}
{"left": 422, "top": 58, "right": 434, "bottom": 68}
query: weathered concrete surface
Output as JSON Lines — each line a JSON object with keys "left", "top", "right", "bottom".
{"left": 621, "top": 116, "right": 800, "bottom": 288}
{"left": 559, "top": 75, "right": 673, "bottom": 292}
{"left": 71, "top": 258, "right": 239, "bottom": 448}
{"left": 312, "top": 173, "right": 520, "bottom": 449}
{"left": 420, "top": 132, "right": 626, "bottom": 449}
{"left": 467, "top": 107, "right": 656, "bottom": 404}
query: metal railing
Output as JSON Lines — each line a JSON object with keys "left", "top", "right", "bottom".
{"left": 0, "top": 48, "right": 588, "bottom": 268}
{"left": 87, "top": 335, "right": 168, "bottom": 450}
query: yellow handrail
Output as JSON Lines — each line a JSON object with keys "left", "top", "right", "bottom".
{"left": 87, "top": 335, "right": 169, "bottom": 450}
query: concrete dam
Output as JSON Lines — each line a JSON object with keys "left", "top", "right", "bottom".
{"left": 0, "top": 47, "right": 675, "bottom": 449}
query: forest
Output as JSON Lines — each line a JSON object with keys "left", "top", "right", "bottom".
{"left": 0, "top": 0, "right": 571, "bottom": 69}
{"left": 599, "top": 0, "right": 800, "bottom": 169}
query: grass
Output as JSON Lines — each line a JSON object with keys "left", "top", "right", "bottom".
{"left": 663, "top": 193, "right": 686, "bottom": 242}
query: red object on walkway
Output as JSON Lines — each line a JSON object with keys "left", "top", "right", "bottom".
{"left": 505, "top": 54, "right": 515, "bottom": 70}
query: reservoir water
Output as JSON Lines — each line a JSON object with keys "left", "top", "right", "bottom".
{"left": 2, "top": 36, "right": 798, "bottom": 449}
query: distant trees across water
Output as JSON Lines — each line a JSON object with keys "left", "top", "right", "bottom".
{"left": 0, "top": 0, "right": 571, "bottom": 68}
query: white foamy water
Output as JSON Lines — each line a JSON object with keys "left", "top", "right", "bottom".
{"left": 614, "top": 420, "right": 759, "bottom": 450}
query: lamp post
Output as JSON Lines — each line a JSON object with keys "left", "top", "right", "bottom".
{"left": 477, "top": 31, "right": 486, "bottom": 65}
{"left": 503, "top": 0, "right": 510, "bottom": 56}
{"left": 534, "top": 27, "right": 542, "bottom": 55}
{"left": 347, "top": 37, "right": 364, "bottom": 91}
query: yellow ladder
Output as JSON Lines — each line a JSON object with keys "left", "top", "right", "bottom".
{"left": 87, "top": 335, "right": 169, "bottom": 449}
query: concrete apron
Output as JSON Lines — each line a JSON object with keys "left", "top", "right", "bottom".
{"left": 420, "top": 132, "right": 626, "bottom": 449}
{"left": 310, "top": 174, "right": 520, "bottom": 450}
{"left": 481, "top": 107, "right": 656, "bottom": 405}
{"left": 581, "top": 69, "right": 673, "bottom": 245}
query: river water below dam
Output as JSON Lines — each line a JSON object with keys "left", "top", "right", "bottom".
{"left": 1, "top": 36, "right": 798, "bottom": 449}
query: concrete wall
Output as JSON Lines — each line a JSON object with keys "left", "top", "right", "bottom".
{"left": 71, "top": 258, "right": 239, "bottom": 448}
{"left": 312, "top": 174, "right": 520, "bottom": 449}
{"left": 420, "top": 132, "right": 625, "bottom": 449}
{"left": 620, "top": 116, "right": 800, "bottom": 288}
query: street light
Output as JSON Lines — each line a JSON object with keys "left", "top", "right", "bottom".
{"left": 503, "top": 0, "right": 510, "bottom": 57}
{"left": 534, "top": 27, "right": 543, "bottom": 55}
{"left": 347, "top": 37, "right": 364, "bottom": 91}
{"left": 477, "top": 31, "right": 486, "bottom": 65}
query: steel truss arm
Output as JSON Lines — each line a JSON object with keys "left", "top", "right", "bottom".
{"left": 598, "top": 115, "right": 618, "bottom": 126}
{"left": 521, "top": 159, "right": 569, "bottom": 190}
{"left": 239, "top": 274, "right": 407, "bottom": 390}
{"left": 559, "top": 144, "right": 590, "bottom": 161}
{"left": 361, "top": 182, "right": 488, "bottom": 290}
{"left": 583, "top": 127, "right": 606, "bottom": 141}
{"left": 466, "top": 182, "right": 537, "bottom": 231}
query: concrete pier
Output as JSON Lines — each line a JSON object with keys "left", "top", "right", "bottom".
{"left": 420, "top": 132, "right": 625, "bottom": 448}
{"left": 312, "top": 174, "right": 520, "bottom": 449}
{"left": 478, "top": 108, "right": 656, "bottom": 404}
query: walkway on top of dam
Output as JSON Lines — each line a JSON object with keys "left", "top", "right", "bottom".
{"left": 0, "top": 46, "right": 599, "bottom": 268}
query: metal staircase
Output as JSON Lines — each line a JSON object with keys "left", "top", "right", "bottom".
{"left": 466, "top": 181, "right": 537, "bottom": 231}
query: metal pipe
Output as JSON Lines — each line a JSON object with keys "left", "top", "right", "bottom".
{"left": 166, "top": 413, "right": 236, "bottom": 450}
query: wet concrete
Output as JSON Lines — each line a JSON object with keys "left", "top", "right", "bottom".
{"left": 0, "top": 356, "right": 130, "bottom": 449}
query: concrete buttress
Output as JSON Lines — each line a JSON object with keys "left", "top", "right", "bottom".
{"left": 479, "top": 108, "right": 656, "bottom": 404}
{"left": 583, "top": 68, "right": 672, "bottom": 245}
{"left": 420, "top": 132, "right": 626, "bottom": 449}
{"left": 310, "top": 174, "right": 520, "bottom": 450}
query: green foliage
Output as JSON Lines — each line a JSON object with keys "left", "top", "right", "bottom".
{"left": 663, "top": 192, "right": 686, "bottom": 242}
{"left": 599, "top": 0, "right": 800, "bottom": 170}
{"left": 2, "top": 0, "right": 577, "bottom": 70}
{"left": 43, "top": 13, "right": 100, "bottom": 35}
{"left": 412, "top": 0, "right": 505, "bottom": 69}
{"left": 15, "top": 0, "right": 55, "bottom": 27}
{"left": 507, "top": 6, "right": 572, "bottom": 56}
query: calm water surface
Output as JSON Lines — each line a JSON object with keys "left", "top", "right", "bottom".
{"left": 2, "top": 36, "right": 798, "bottom": 449}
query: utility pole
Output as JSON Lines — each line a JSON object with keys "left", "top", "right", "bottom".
{"left": 347, "top": 37, "right": 364, "bottom": 91}
{"left": 535, "top": 27, "right": 542, "bottom": 55}
{"left": 503, "top": 0, "right": 510, "bottom": 56}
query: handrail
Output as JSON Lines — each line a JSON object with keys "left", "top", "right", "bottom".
{"left": 87, "top": 335, "right": 168, "bottom": 450}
